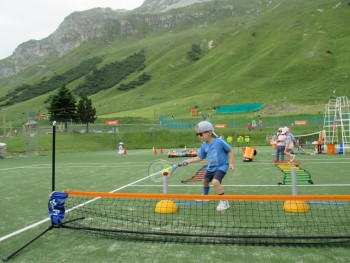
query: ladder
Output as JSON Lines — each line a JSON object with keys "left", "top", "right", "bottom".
{"left": 337, "top": 96, "right": 350, "bottom": 155}
{"left": 323, "top": 96, "right": 350, "bottom": 155}
{"left": 323, "top": 98, "right": 338, "bottom": 145}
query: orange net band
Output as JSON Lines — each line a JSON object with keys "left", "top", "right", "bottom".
{"left": 64, "top": 190, "right": 350, "bottom": 201}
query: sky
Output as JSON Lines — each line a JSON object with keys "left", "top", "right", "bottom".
{"left": 0, "top": 0, "right": 145, "bottom": 60}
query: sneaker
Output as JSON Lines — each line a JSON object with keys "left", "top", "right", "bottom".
{"left": 216, "top": 201, "right": 230, "bottom": 211}
{"left": 291, "top": 154, "right": 295, "bottom": 162}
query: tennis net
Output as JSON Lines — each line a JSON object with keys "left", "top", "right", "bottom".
{"left": 50, "top": 191, "right": 350, "bottom": 246}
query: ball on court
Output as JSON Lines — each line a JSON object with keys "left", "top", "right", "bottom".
{"left": 155, "top": 200, "right": 178, "bottom": 214}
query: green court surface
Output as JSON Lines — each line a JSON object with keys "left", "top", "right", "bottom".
{"left": 1, "top": 146, "right": 350, "bottom": 262}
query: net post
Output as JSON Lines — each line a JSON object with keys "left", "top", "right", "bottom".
{"left": 52, "top": 121, "right": 56, "bottom": 192}
{"left": 3, "top": 121, "right": 57, "bottom": 261}
{"left": 2, "top": 225, "right": 53, "bottom": 262}
{"left": 163, "top": 173, "right": 169, "bottom": 194}
{"left": 291, "top": 167, "right": 297, "bottom": 196}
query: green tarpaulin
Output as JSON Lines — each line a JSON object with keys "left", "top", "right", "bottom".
{"left": 216, "top": 103, "right": 263, "bottom": 114}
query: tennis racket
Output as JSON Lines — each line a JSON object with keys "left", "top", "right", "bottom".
{"left": 298, "top": 146, "right": 310, "bottom": 155}
{"left": 148, "top": 159, "right": 186, "bottom": 182}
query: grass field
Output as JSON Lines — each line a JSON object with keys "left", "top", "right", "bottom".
{"left": 1, "top": 146, "right": 350, "bottom": 262}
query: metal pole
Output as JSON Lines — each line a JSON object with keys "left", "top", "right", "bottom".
{"left": 291, "top": 167, "right": 297, "bottom": 196}
{"left": 163, "top": 173, "right": 169, "bottom": 194}
{"left": 2, "top": 226, "right": 53, "bottom": 262}
{"left": 3, "top": 112, "right": 6, "bottom": 141}
{"left": 52, "top": 121, "right": 56, "bottom": 192}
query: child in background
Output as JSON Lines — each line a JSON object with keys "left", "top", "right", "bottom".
{"left": 283, "top": 127, "right": 300, "bottom": 163}
{"left": 118, "top": 142, "right": 124, "bottom": 155}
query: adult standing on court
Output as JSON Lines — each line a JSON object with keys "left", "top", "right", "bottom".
{"left": 182, "top": 121, "right": 234, "bottom": 211}
{"left": 275, "top": 128, "right": 286, "bottom": 162}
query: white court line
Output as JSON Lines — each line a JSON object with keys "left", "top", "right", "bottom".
{"left": 1, "top": 159, "right": 349, "bottom": 172}
{"left": 0, "top": 163, "right": 150, "bottom": 171}
{"left": 131, "top": 184, "right": 350, "bottom": 187}
{"left": 0, "top": 175, "right": 150, "bottom": 243}
{"left": 0, "top": 164, "right": 51, "bottom": 171}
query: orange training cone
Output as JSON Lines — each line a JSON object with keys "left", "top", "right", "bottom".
{"left": 124, "top": 148, "right": 127, "bottom": 155}
{"left": 160, "top": 149, "right": 163, "bottom": 154}
{"left": 153, "top": 147, "right": 157, "bottom": 154}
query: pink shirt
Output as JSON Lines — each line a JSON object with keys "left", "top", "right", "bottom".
{"left": 277, "top": 134, "right": 286, "bottom": 146}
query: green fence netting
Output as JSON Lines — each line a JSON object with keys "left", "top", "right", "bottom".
{"left": 216, "top": 103, "right": 263, "bottom": 114}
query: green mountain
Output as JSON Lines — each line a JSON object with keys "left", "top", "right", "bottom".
{"left": 0, "top": 0, "right": 349, "bottom": 124}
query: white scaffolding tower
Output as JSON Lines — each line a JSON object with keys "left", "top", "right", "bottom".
{"left": 323, "top": 98, "right": 338, "bottom": 145}
{"left": 338, "top": 96, "right": 350, "bottom": 154}
{"left": 323, "top": 96, "right": 350, "bottom": 155}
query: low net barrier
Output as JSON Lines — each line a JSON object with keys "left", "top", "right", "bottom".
{"left": 294, "top": 130, "right": 324, "bottom": 151}
{"left": 51, "top": 191, "right": 350, "bottom": 246}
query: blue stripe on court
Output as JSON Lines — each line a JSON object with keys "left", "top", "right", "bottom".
{"left": 174, "top": 201, "right": 205, "bottom": 206}
{"left": 308, "top": 201, "right": 346, "bottom": 206}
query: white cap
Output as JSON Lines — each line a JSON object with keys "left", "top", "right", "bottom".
{"left": 196, "top": 121, "right": 218, "bottom": 138}
{"left": 119, "top": 142, "right": 123, "bottom": 144}
{"left": 281, "top": 127, "right": 289, "bottom": 135}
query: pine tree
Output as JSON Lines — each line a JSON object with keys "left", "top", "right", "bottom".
{"left": 77, "top": 95, "right": 97, "bottom": 133}
{"left": 47, "top": 85, "right": 77, "bottom": 132}
{"left": 187, "top": 44, "right": 202, "bottom": 61}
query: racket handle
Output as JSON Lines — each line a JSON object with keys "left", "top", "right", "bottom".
{"left": 180, "top": 161, "right": 189, "bottom": 167}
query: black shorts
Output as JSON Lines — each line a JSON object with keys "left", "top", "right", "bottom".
{"left": 204, "top": 170, "right": 226, "bottom": 183}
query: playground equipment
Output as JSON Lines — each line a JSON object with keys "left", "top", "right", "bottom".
{"left": 242, "top": 146, "right": 257, "bottom": 162}
{"left": 323, "top": 96, "right": 350, "bottom": 155}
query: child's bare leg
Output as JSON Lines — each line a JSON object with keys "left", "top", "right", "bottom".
{"left": 212, "top": 179, "right": 224, "bottom": 195}
{"left": 284, "top": 150, "right": 291, "bottom": 158}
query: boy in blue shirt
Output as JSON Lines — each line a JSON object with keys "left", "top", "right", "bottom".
{"left": 183, "top": 121, "right": 234, "bottom": 211}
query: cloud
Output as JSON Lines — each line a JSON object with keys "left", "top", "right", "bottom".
{"left": 0, "top": 0, "right": 144, "bottom": 59}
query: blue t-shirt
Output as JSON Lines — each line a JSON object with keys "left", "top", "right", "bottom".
{"left": 285, "top": 134, "right": 294, "bottom": 146}
{"left": 197, "top": 138, "right": 232, "bottom": 172}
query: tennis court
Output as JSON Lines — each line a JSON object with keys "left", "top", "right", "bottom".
{"left": 1, "top": 147, "right": 350, "bottom": 262}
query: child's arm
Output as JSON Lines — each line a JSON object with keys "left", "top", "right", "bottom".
{"left": 228, "top": 149, "right": 234, "bottom": 172}
{"left": 182, "top": 156, "right": 203, "bottom": 166}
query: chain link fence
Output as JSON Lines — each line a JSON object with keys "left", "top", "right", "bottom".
{"left": 0, "top": 111, "right": 325, "bottom": 156}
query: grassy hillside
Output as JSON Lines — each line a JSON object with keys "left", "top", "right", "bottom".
{"left": 0, "top": 0, "right": 349, "bottom": 126}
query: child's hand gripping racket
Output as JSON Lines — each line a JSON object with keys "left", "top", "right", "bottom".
{"left": 148, "top": 159, "right": 187, "bottom": 182}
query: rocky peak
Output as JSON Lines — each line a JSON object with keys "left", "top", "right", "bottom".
{"left": 135, "top": 0, "right": 213, "bottom": 13}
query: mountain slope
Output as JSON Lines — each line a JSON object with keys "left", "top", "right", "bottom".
{"left": 0, "top": 0, "right": 349, "bottom": 124}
